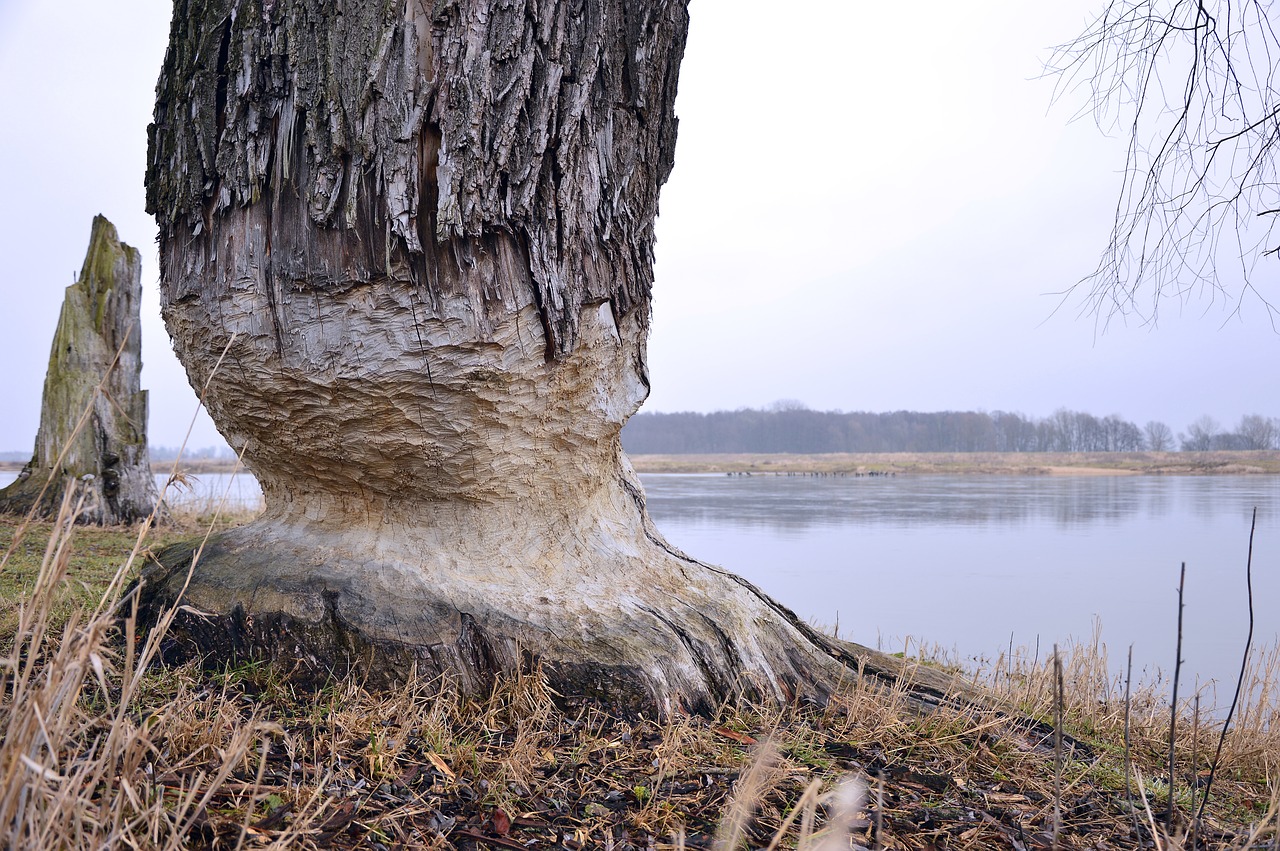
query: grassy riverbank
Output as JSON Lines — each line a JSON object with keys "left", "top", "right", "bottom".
{"left": 1, "top": 509, "right": 1277, "bottom": 849}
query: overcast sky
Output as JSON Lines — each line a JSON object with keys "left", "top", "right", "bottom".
{"left": 0, "top": 0, "right": 1276, "bottom": 453}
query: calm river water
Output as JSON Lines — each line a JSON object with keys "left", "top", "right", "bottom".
{"left": 3, "top": 468, "right": 1275, "bottom": 701}
{"left": 642, "top": 473, "right": 1279, "bottom": 704}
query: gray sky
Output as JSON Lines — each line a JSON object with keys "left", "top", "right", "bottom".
{"left": 0, "top": 0, "right": 1276, "bottom": 453}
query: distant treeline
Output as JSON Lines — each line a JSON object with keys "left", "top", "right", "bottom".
{"left": 149, "top": 445, "right": 237, "bottom": 462}
{"left": 8, "top": 411, "right": 1277, "bottom": 461}
{"left": 620, "top": 405, "right": 1280, "bottom": 454}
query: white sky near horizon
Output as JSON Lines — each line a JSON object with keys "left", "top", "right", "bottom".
{"left": 0, "top": 1, "right": 1276, "bottom": 454}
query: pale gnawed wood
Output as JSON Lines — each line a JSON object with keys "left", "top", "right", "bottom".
{"left": 0, "top": 216, "right": 159, "bottom": 525}
{"left": 139, "top": 0, "right": 867, "bottom": 713}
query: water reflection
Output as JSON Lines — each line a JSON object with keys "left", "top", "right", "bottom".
{"left": 640, "top": 474, "right": 1277, "bottom": 532}
{"left": 641, "top": 474, "right": 1280, "bottom": 701}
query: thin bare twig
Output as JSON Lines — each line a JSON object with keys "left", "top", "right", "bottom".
{"left": 1124, "top": 644, "right": 1140, "bottom": 837}
{"left": 1168, "top": 562, "right": 1186, "bottom": 830}
{"left": 1046, "top": 0, "right": 1280, "bottom": 323}
{"left": 1054, "top": 645, "right": 1064, "bottom": 851}
{"left": 1196, "top": 507, "right": 1258, "bottom": 822}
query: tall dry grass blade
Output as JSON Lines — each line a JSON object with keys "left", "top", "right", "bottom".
{"left": 874, "top": 770, "right": 884, "bottom": 850}
{"left": 804, "top": 778, "right": 867, "bottom": 851}
{"left": 763, "top": 779, "right": 823, "bottom": 851}
{"left": 1125, "top": 643, "right": 1140, "bottom": 836}
{"left": 1027, "top": 636, "right": 1042, "bottom": 710}
{"left": 1135, "top": 768, "right": 1168, "bottom": 851}
{"left": 713, "top": 740, "right": 778, "bottom": 851}
{"left": 91, "top": 332, "right": 240, "bottom": 622}
{"left": 0, "top": 482, "right": 89, "bottom": 840}
{"left": 231, "top": 730, "right": 272, "bottom": 851}
{"left": 1006, "top": 631, "right": 1015, "bottom": 691}
{"left": 1235, "top": 783, "right": 1280, "bottom": 850}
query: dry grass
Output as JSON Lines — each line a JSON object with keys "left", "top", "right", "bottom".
{"left": 0, "top": 476, "right": 287, "bottom": 849}
{"left": 0, "top": 491, "right": 1277, "bottom": 849}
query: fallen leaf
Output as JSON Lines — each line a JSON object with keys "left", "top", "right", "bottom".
{"left": 425, "top": 750, "right": 455, "bottom": 780}
{"left": 712, "top": 727, "right": 757, "bottom": 745}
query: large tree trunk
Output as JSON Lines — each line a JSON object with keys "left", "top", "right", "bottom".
{"left": 0, "top": 216, "right": 159, "bottom": 526}
{"left": 139, "top": 0, "right": 855, "bottom": 712}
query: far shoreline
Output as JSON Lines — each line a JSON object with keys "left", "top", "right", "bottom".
{"left": 626, "top": 450, "right": 1280, "bottom": 476}
{"left": 8, "top": 450, "right": 1279, "bottom": 476}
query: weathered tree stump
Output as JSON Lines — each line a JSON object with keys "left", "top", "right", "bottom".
{"left": 138, "top": 0, "right": 862, "bottom": 713}
{"left": 0, "top": 216, "right": 159, "bottom": 525}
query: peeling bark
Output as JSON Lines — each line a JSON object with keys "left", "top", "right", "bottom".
{"left": 140, "top": 0, "right": 859, "bottom": 712}
{"left": 0, "top": 217, "right": 159, "bottom": 525}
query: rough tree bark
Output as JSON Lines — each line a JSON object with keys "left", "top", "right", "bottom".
{"left": 0, "top": 216, "right": 159, "bottom": 526}
{"left": 138, "top": 0, "right": 861, "bottom": 712}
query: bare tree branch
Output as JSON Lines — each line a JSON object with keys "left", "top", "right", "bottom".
{"left": 1048, "top": 0, "right": 1280, "bottom": 324}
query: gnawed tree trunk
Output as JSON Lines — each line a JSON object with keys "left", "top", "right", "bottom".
{"left": 138, "top": 0, "right": 858, "bottom": 712}
{"left": 0, "top": 217, "right": 159, "bottom": 526}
